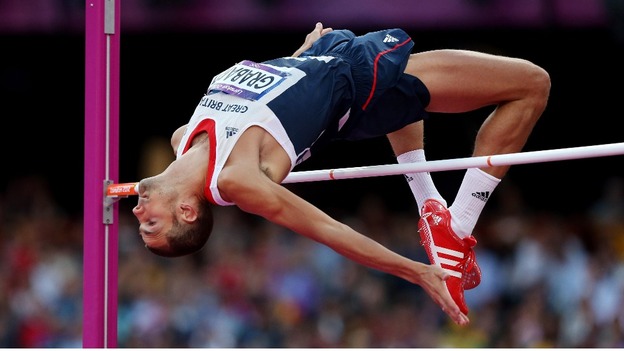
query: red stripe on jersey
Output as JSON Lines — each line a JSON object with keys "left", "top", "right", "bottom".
{"left": 182, "top": 119, "right": 218, "bottom": 204}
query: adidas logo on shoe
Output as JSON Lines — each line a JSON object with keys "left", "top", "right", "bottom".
{"left": 417, "top": 199, "right": 482, "bottom": 315}
{"left": 471, "top": 191, "right": 490, "bottom": 202}
{"left": 383, "top": 34, "right": 399, "bottom": 43}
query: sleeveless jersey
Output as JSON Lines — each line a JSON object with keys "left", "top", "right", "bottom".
{"left": 176, "top": 29, "right": 430, "bottom": 206}
{"left": 175, "top": 58, "right": 354, "bottom": 205}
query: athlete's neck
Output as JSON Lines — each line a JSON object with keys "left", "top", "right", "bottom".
{"left": 190, "top": 132, "right": 209, "bottom": 147}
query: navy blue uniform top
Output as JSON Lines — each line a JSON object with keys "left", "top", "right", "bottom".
{"left": 176, "top": 28, "right": 431, "bottom": 205}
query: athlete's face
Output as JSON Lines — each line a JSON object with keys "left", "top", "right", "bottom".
{"left": 132, "top": 178, "right": 173, "bottom": 252}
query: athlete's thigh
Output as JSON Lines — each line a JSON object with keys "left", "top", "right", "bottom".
{"left": 404, "top": 49, "right": 539, "bottom": 113}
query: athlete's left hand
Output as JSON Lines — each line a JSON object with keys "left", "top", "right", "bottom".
{"left": 292, "top": 22, "right": 333, "bottom": 57}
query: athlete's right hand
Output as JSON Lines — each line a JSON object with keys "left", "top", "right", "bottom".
{"left": 417, "top": 264, "right": 470, "bottom": 326}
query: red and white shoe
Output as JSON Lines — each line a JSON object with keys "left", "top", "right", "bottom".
{"left": 418, "top": 199, "right": 481, "bottom": 315}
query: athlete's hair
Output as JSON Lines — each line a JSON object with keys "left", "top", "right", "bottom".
{"left": 146, "top": 200, "right": 213, "bottom": 257}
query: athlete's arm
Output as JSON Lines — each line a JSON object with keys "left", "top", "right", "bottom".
{"left": 221, "top": 165, "right": 468, "bottom": 325}
{"left": 292, "top": 22, "right": 333, "bottom": 57}
{"left": 217, "top": 143, "right": 468, "bottom": 326}
{"left": 171, "top": 124, "right": 188, "bottom": 153}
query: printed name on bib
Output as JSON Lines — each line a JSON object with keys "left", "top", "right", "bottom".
{"left": 208, "top": 60, "right": 289, "bottom": 100}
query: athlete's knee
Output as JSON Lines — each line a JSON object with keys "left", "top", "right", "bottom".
{"left": 522, "top": 60, "right": 551, "bottom": 109}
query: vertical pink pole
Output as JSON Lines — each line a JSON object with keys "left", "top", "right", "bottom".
{"left": 84, "top": 0, "right": 120, "bottom": 347}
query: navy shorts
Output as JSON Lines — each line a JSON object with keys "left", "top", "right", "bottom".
{"left": 302, "top": 28, "right": 431, "bottom": 140}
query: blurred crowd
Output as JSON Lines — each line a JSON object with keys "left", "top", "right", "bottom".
{"left": 0, "top": 173, "right": 623, "bottom": 347}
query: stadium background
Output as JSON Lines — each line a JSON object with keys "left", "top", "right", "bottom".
{"left": 0, "top": 0, "right": 623, "bottom": 347}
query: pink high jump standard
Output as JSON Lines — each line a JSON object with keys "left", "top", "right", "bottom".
{"left": 84, "top": 0, "right": 119, "bottom": 347}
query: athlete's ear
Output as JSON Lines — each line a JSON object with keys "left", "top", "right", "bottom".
{"left": 179, "top": 203, "right": 198, "bottom": 223}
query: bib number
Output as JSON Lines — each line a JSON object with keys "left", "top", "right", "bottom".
{"left": 208, "top": 60, "right": 289, "bottom": 101}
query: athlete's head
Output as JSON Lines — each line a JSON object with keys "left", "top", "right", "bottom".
{"left": 132, "top": 177, "right": 213, "bottom": 257}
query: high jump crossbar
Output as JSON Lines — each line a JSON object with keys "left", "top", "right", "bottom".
{"left": 283, "top": 141, "right": 624, "bottom": 183}
{"left": 106, "top": 142, "right": 624, "bottom": 197}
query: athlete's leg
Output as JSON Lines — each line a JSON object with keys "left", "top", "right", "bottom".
{"left": 386, "top": 49, "right": 550, "bottom": 314}
{"left": 400, "top": 48, "right": 551, "bottom": 179}
{"left": 388, "top": 121, "right": 447, "bottom": 210}
{"left": 388, "top": 48, "right": 550, "bottom": 234}
{"left": 405, "top": 48, "right": 550, "bottom": 233}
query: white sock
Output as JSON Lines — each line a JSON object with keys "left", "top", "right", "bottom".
{"left": 449, "top": 168, "right": 501, "bottom": 238}
{"left": 396, "top": 149, "right": 446, "bottom": 212}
